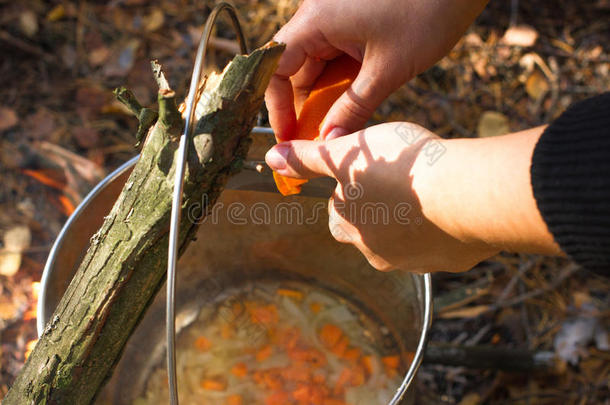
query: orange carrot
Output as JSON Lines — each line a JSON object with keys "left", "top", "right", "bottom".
{"left": 382, "top": 355, "right": 400, "bottom": 369}
{"left": 265, "top": 391, "right": 291, "bottom": 405}
{"left": 277, "top": 288, "right": 304, "bottom": 300}
{"left": 226, "top": 394, "right": 243, "bottom": 405}
{"left": 361, "top": 355, "right": 374, "bottom": 375}
{"left": 283, "top": 364, "right": 311, "bottom": 382}
{"left": 276, "top": 326, "right": 300, "bottom": 350}
{"left": 273, "top": 55, "right": 361, "bottom": 196}
{"left": 335, "top": 365, "right": 366, "bottom": 394}
{"left": 343, "top": 347, "right": 361, "bottom": 362}
{"left": 292, "top": 383, "right": 327, "bottom": 404}
{"left": 405, "top": 351, "right": 415, "bottom": 365}
{"left": 334, "top": 368, "right": 351, "bottom": 394}
{"left": 200, "top": 378, "right": 226, "bottom": 391}
{"left": 249, "top": 304, "right": 278, "bottom": 325}
{"left": 260, "top": 370, "right": 283, "bottom": 390}
{"left": 231, "top": 362, "right": 248, "bottom": 378}
{"left": 289, "top": 348, "right": 327, "bottom": 367}
{"left": 350, "top": 366, "right": 366, "bottom": 386}
{"left": 309, "top": 302, "right": 322, "bottom": 314}
{"left": 331, "top": 335, "right": 350, "bottom": 358}
{"left": 292, "top": 384, "right": 311, "bottom": 403}
{"left": 194, "top": 336, "right": 211, "bottom": 352}
{"left": 256, "top": 345, "right": 273, "bottom": 362}
{"left": 319, "top": 324, "right": 343, "bottom": 349}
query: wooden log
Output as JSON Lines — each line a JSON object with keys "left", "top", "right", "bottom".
{"left": 3, "top": 42, "right": 284, "bottom": 405}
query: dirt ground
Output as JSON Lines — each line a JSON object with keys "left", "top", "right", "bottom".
{"left": 0, "top": 0, "right": 609, "bottom": 403}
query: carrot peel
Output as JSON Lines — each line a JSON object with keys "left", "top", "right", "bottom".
{"left": 273, "top": 55, "right": 361, "bottom": 196}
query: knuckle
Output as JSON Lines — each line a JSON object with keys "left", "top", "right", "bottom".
{"left": 287, "top": 145, "right": 307, "bottom": 173}
{"left": 341, "top": 91, "right": 374, "bottom": 124}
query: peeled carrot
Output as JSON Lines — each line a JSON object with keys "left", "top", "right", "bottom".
{"left": 277, "top": 288, "right": 304, "bottom": 300}
{"left": 319, "top": 323, "right": 343, "bottom": 349}
{"left": 226, "top": 394, "right": 243, "bottom": 405}
{"left": 331, "top": 335, "right": 350, "bottom": 358}
{"left": 288, "top": 348, "right": 327, "bottom": 367}
{"left": 200, "top": 378, "right": 226, "bottom": 391}
{"left": 283, "top": 364, "right": 311, "bottom": 382}
{"left": 273, "top": 54, "right": 361, "bottom": 196}
{"left": 263, "top": 370, "right": 283, "bottom": 391}
{"left": 343, "top": 347, "right": 361, "bottom": 362}
{"left": 292, "top": 383, "right": 326, "bottom": 404}
{"left": 361, "top": 355, "right": 374, "bottom": 375}
{"left": 265, "top": 391, "right": 291, "bottom": 405}
{"left": 381, "top": 355, "right": 400, "bottom": 369}
{"left": 256, "top": 345, "right": 273, "bottom": 362}
{"left": 230, "top": 362, "right": 248, "bottom": 378}
{"left": 249, "top": 303, "right": 278, "bottom": 325}
{"left": 194, "top": 336, "right": 211, "bottom": 352}
{"left": 309, "top": 302, "right": 322, "bottom": 314}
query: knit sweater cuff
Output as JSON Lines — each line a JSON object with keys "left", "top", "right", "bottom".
{"left": 530, "top": 92, "right": 610, "bottom": 276}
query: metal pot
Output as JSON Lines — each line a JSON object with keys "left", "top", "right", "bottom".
{"left": 37, "top": 128, "right": 432, "bottom": 404}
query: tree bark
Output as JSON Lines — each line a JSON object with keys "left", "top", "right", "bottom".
{"left": 3, "top": 42, "right": 284, "bottom": 405}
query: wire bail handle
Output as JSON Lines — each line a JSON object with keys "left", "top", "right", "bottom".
{"left": 166, "top": 4, "right": 248, "bottom": 405}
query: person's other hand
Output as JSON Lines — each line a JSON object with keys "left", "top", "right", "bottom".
{"left": 265, "top": 0, "right": 488, "bottom": 141}
{"left": 265, "top": 122, "right": 500, "bottom": 272}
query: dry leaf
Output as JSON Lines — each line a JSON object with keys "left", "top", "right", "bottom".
{"left": 463, "top": 32, "right": 483, "bottom": 47}
{"left": 0, "top": 107, "right": 18, "bottom": 132}
{"left": 73, "top": 127, "right": 100, "bottom": 148}
{"left": 19, "top": 11, "right": 38, "bottom": 38}
{"left": 0, "top": 225, "right": 31, "bottom": 277}
{"left": 554, "top": 303, "right": 609, "bottom": 366}
{"left": 458, "top": 393, "right": 481, "bottom": 405}
{"left": 438, "top": 305, "right": 490, "bottom": 319}
{"left": 501, "top": 25, "right": 538, "bottom": 47}
{"left": 525, "top": 70, "right": 549, "bottom": 100}
{"left": 477, "top": 111, "right": 509, "bottom": 138}
{"left": 103, "top": 39, "right": 141, "bottom": 78}
{"left": 89, "top": 47, "right": 111, "bottom": 67}
{"left": 46, "top": 4, "right": 66, "bottom": 21}
{"left": 144, "top": 9, "right": 165, "bottom": 32}
{"left": 25, "top": 108, "right": 57, "bottom": 140}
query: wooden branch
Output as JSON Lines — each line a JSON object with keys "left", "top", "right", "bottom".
{"left": 424, "top": 344, "right": 563, "bottom": 373}
{"left": 3, "top": 42, "right": 284, "bottom": 405}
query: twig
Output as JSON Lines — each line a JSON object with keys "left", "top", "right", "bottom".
{"left": 496, "top": 263, "right": 580, "bottom": 309}
{"left": 424, "top": 343, "right": 561, "bottom": 373}
{"left": 0, "top": 30, "right": 56, "bottom": 63}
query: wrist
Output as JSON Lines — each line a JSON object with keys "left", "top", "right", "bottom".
{"left": 412, "top": 130, "right": 562, "bottom": 255}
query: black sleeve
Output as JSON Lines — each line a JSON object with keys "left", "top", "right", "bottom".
{"left": 530, "top": 92, "right": 610, "bottom": 276}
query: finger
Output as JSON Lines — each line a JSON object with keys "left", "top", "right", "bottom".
{"left": 291, "top": 56, "right": 327, "bottom": 114}
{"left": 265, "top": 19, "right": 338, "bottom": 141}
{"left": 265, "top": 140, "right": 334, "bottom": 179}
{"left": 319, "top": 51, "right": 402, "bottom": 139}
{"left": 266, "top": 132, "right": 363, "bottom": 180}
{"left": 266, "top": 75, "right": 298, "bottom": 142}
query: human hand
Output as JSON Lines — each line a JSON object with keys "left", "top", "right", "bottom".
{"left": 265, "top": 122, "right": 500, "bottom": 272}
{"left": 265, "top": 0, "right": 488, "bottom": 141}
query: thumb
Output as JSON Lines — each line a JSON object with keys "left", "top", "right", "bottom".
{"left": 320, "top": 55, "right": 398, "bottom": 139}
{"left": 265, "top": 140, "right": 336, "bottom": 179}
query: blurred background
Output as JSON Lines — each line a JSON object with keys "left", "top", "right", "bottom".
{"left": 0, "top": 0, "right": 608, "bottom": 403}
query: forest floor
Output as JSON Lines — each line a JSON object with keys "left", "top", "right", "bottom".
{"left": 0, "top": 0, "right": 609, "bottom": 403}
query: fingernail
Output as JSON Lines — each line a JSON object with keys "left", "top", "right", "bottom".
{"left": 265, "top": 144, "right": 289, "bottom": 170}
{"left": 325, "top": 127, "right": 349, "bottom": 140}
